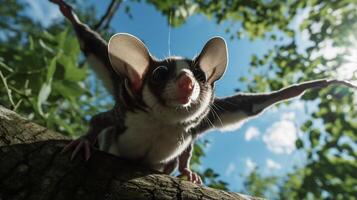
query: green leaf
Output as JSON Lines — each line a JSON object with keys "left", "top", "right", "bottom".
{"left": 37, "top": 82, "right": 51, "bottom": 116}
{"left": 58, "top": 56, "right": 86, "bottom": 81}
{"left": 0, "top": 70, "right": 15, "bottom": 108}
{"left": 28, "top": 35, "right": 34, "bottom": 50}
{"left": 46, "top": 51, "right": 62, "bottom": 82}
{"left": 62, "top": 36, "right": 80, "bottom": 57}
{"left": 39, "top": 39, "right": 54, "bottom": 53}
{"left": 52, "top": 80, "right": 88, "bottom": 101}
{"left": 295, "top": 139, "right": 304, "bottom": 149}
{"left": 0, "top": 59, "right": 13, "bottom": 72}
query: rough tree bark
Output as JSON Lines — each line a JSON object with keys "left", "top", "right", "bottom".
{"left": 0, "top": 105, "right": 260, "bottom": 200}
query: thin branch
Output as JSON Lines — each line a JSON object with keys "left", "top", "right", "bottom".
{"left": 93, "top": 0, "right": 122, "bottom": 31}
{"left": 0, "top": 70, "right": 15, "bottom": 109}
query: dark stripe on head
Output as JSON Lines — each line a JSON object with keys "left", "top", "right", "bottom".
{"left": 145, "top": 57, "right": 193, "bottom": 106}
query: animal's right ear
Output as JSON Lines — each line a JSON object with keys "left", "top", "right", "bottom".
{"left": 108, "top": 33, "right": 151, "bottom": 92}
{"left": 196, "top": 37, "right": 228, "bottom": 84}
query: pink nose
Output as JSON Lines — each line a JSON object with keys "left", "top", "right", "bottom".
{"left": 178, "top": 73, "right": 194, "bottom": 97}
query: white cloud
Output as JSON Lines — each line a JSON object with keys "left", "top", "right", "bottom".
{"left": 290, "top": 7, "right": 310, "bottom": 30}
{"left": 244, "top": 126, "right": 261, "bottom": 141}
{"left": 289, "top": 101, "right": 304, "bottom": 110}
{"left": 266, "top": 158, "right": 282, "bottom": 170}
{"left": 310, "top": 21, "right": 323, "bottom": 34}
{"left": 24, "top": 0, "right": 61, "bottom": 27}
{"left": 336, "top": 46, "right": 357, "bottom": 80}
{"left": 263, "top": 119, "right": 297, "bottom": 154}
{"left": 281, "top": 112, "right": 295, "bottom": 121}
{"left": 225, "top": 163, "right": 236, "bottom": 176}
{"left": 311, "top": 39, "right": 345, "bottom": 60}
{"left": 245, "top": 158, "right": 257, "bottom": 173}
{"left": 310, "top": 37, "right": 357, "bottom": 80}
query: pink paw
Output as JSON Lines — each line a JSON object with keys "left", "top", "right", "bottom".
{"left": 61, "top": 137, "right": 93, "bottom": 161}
{"left": 178, "top": 168, "right": 203, "bottom": 185}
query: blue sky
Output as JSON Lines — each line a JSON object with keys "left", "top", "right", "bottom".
{"left": 26, "top": 0, "right": 318, "bottom": 191}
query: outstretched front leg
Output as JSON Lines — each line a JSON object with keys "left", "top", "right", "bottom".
{"left": 196, "top": 79, "right": 357, "bottom": 133}
{"left": 177, "top": 143, "right": 202, "bottom": 185}
{"left": 50, "top": 0, "right": 107, "bottom": 51}
{"left": 50, "top": 0, "right": 118, "bottom": 94}
{"left": 62, "top": 110, "right": 116, "bottom": 160}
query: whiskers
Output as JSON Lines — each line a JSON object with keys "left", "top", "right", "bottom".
{"left": 199, "top": 89, "right": 225, "bottom": 130}
{"left": 209, "top": 103, "right": 224, "bottom": 127}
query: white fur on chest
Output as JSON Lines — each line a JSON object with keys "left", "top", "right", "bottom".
{"left": 112, "top": 111, "right": 192, "bottom": 165}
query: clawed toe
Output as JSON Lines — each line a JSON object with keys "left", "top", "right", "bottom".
{"left": 191, "top": 172, "right": 202, "bottom": 185}
{"left": 178, "top": 168, "right": 203, "bottom": 185}
{"left": 62, "top": 137, "right": 92, "bottom": 161}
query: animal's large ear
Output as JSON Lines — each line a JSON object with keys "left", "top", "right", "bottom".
{"left": 108, "top": 33, "right": 151, "bottom": 92}
{"left": 196, "top": 37, "right": 228, "bottom": 84}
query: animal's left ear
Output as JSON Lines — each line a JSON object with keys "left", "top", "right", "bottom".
{"left": 196, "top": 37, "right": 228, "bottom": 84}
{"left": 108, "top": 33, "right": 151, "bottom": 93}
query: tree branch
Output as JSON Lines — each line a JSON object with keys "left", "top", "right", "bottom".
{"left": 0, "top": 105, "right": 260, "bottom": 200}
{"left": 93, "top": 0, "right": 122, "bottom": 31}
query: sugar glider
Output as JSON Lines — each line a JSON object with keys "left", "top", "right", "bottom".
{"left": 52, "top": 0, "right": 357, "bottom": 184}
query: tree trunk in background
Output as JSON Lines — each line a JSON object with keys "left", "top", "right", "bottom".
{"left": 0, "top": 105, "right": 259, "bottom": 200}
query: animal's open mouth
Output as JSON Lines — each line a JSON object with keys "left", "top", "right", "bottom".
{"left": 164, "top": 96, "right": 193, "bottom": 108}
{"left": 178, "top": 95, "right": 192, "bottom": 105}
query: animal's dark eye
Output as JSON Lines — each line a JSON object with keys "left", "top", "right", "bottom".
{"left": 192, "top": 67, "right": 206, "bottom": 82}
{"left": 152, "top": 66, "right": 169, "bottom": 84}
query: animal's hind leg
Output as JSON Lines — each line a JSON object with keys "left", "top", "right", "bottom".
{"left": 163, "top": 158, "right": 178, "bottom": 175}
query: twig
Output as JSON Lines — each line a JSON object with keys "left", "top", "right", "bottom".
{"left": 93, "top": 0, "right": 122, "bottom": 31}
{"left": 0, "top": 70, "right": 15, "bottom": 109}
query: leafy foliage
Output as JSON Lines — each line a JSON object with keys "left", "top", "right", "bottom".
{"left": 0, "top": 1, "right": 105, "bottom": 136}
{"left": 241, "top": 167, "right": 279, "bottom": 199}
{"left": 1, "top": 0, "right": 356, "bottom": 197}
{"left": 145, "top": 0, "right": 357, "bottom": 198}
